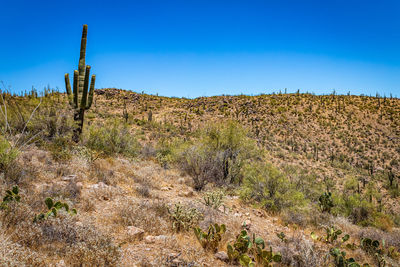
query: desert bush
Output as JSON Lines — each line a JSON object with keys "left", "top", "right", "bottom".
{"left": 3, "top": 159, "right": 25, "bottom": 185}
{"left": 0, "top": 136, "right": 19, "bottom": 173}
{"left": 333, "top": 192, "right": 394, "bottom": 230}
{"left": 281, "top": 209, "right": 315, "bottom": 227}
{"left": 40, "top": 180, "right": 81, "bottom": 202}
{"left": 1, "top": 200, "right": 120, "bottom": 266}
{"left": 141, "top": 142, "right": 157, "bottom": 158}
{"left": 167, "top": 202, "right": 203, "bottom": 232}
{"left": 115, "top": 199, "right": 170, "bottom": 235}
{"left": 177, "top": 145, "right": 224, "bottom": 190}
{"left": 135, "top": 184, "right": 151, "bottom": 198}
{"left": 276, "top": 233, "right": 330, "bottom": 267}
{"left": 174, "top": 121, "right": 259, "bottom": 190}
{"left": 282, "top": 165, "right": 323, "bottom": 202}
{"left": 90, "top": 162, "right": 116, "bottom": 186}
{"left": 63, "top": 222, "right": 121, "bottom": 267}
{"left": 240, "top": 162, "right": 306, "bottom": 213}
{"left": 0, "top": 223, "right": 46, "bottom": 267}
{"left": 155, "top": 137, "right": 182, "bottom": 169}
{"left": 83, "top": 120, "right": 140, "bottom": 157}
{"left": 46, "top": 135, "right": 73, "bottom": 162}
{"left": 319, "top": 192, "right": 334, "bottom": 213}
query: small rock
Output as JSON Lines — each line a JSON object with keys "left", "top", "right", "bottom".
{"left": 54, "top": 181, "right": 67, "bottom": 187}
{"left": 169, "top": 252, "right": 180, "bottom": 258}
{"left": 76, "top": 182, "right": 83, "bottom": 190}
{"left": 185, "top": 189, "right": 194, "bottom": 196}
{"left": 144, "top": 235, "right": 168, "bottom": 244}
{"left": 56, "top": 260, "right": 66, "bottom": 267}
{"left": 245, "top": 212, "right": 250, "bottom": 216}
{"left": 179, "top": 190, "right": 194, "bottom": 197}
{"left": 126, "top": 226, "right": 144, "bottom": 241}
{"left": 215, "top": 251, "right": 229, "bottom": 262}
{"left": 172, "top": 259, "right": 183, "bottom": 265}
{"left": 177, "top": 178, "right": 185, "bottom": 184}
{"left": 254, "top": 210, "right": 263, "bottom": 217}
{"left": 218, "top": 205, "right": 227, "bottom": 213}
{"left": 161, "top": 187, "right": 171, "bottom": 191}
{"left": 167, "top": 252, "right": 183, "bottom": 265}
{"left": 234, "top": 212, "right": 241, "bottom": 217}
{"left": 62, "top": 175, "right": 77, "bottom": 181}
{"left": 89, "top": 182, "right": 107, "bottom": 189}
{"left": 145, "top": 236, "right": 156, "bottom": 244}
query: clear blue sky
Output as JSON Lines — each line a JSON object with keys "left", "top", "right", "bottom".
{"left": 1, "top": 0, "right": 399, "bottom": 98}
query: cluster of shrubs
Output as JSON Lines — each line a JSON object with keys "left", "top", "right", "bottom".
{"left": 0, "top": 185, "right": 120, "bottom": 266}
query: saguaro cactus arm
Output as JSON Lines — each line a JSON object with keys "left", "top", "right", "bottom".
{"left": 73, "top": 70, "right": 79, "bottom": 108}
{"left": 87, "top": 74, "right": 96, "bottom": 109}
{"left": 78, "top": 24, "right": 88, "bottom": 93}
{"left": 64, "top": 73, "right": 74, "bottom": 106}
{"left": 80, "top": 65, "right": 91, "bottom": 109}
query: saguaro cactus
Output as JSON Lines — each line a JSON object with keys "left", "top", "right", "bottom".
{"left": 65, "top": 24, "right": 96, "bottom": 142}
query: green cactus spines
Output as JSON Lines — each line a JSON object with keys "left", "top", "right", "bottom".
{"left": 227, "top": 229, "right": 281, "bottom": 266}
{"left": 194, "top": 223, "right": 226, "bottom": 252}
{"left": 330, "top": 248, "right": 370, "bottom": 267}
{"left": 65, "top": 73, "right": 73, "bottom": 106}
{"left": 64, "top": 24, "right": 96, "bottom": 141}
{"left": 78, "top": 24, "right": 88, "bottom": 93}
{"left": 73, "top": 70, "right": 79, "bottom": 108}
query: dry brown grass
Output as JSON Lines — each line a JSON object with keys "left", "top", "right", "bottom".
{"left": 114, "top": 198, "right": 170, "bottom": 235}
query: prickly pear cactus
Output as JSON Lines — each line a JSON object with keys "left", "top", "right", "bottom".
{"left": 0, "top": 185, "right": 20, "bottom": 209}
{"left": 194, "top": 223, "right": 226, "bottom": 252}
{"left": 34, "top": 197, "right": 77, "bottom": 222}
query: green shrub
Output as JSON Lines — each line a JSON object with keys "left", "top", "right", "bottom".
{"left": 155, "top": 137, "right": 182, "bottom": 168}
{"left": 84, "top": 120, "right": 140, "bottom": 157}
{"left": 46, "top": 135, "right": 73, "bottom": 162}
{"left": 0, "top": 136, "right": 18, "bottom": 172}
{"left": 319, "top": 192, "right": 334, "bottom": 213}
{"left": 240, "top": 162, "right": 306, "bottom": 213}
{"left": 174, "top": 121, "right": 259, "bottom": 190}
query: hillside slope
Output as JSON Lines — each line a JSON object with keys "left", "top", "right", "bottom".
{"left": 0, "top": 89, "right": 399, "bottom": 266}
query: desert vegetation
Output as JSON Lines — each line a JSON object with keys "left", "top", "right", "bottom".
{"left": 0, "top": 84, "right": 399, "bottom": 266}
{"left": 0, "top": 24, "right": 399, "bottom": 267}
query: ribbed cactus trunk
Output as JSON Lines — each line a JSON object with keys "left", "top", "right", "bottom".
{"left": 65, "top": 24, "right": 96, "bottom": 142}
